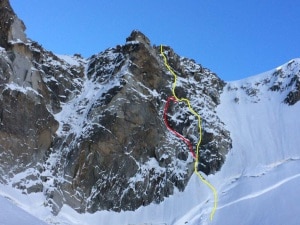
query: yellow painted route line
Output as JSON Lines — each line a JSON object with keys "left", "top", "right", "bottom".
{"left": 160, "top": 45, "right": 218, "bottom": 221}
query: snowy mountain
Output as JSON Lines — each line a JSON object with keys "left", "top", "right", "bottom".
{"left": 1, "top": 56, "right": 299, "bottom": 225}
{"left": 0, "top": 0, "right": 300, "bottom": 224}
{"left": 0, "top": 0, "right": 232, "bottom": 216}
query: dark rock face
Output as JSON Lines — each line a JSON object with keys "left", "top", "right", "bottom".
{"left": 0, "top": 0, "right": 16, "bottom": 49}
{"left": 268, "top": 60, "right": 300, "bottom": 105}
{"left": 47, "top": 36, "right": 195, "bottom": 213}
{"left": 284, "top": 81, "right": 300, "bottom": 105}
{"left": 159, "top": 46, "right": 231, "bottom": 175}
{"left": 0, "top": 87, "right": 57, "bottom": 172}
{"left": 0, "top": 0, "right": 57, "bottom": 180}
{"left": 283, "top": 62, "right": 300, "bottom": 105}
{"left": 0, "top": 0, "right": 85, "bottom": 186}
{"left": 0, "top": 3, "right": 234, "bottom": 215}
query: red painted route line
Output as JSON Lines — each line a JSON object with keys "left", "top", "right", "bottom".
{"left": 163, "top": 96, "right": 196, "bottom": 159}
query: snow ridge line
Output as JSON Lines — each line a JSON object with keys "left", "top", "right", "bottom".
{"left": 163, "top": 96, "right": 196, "bottom": 158}
{"left": 160, "top": 45, "right": 218, "bottom": 221}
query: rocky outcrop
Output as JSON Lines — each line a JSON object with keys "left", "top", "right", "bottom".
{"left": 159, "top": 46, "right": 231, "bottom": 174}
{"left": 0, "top": 1, "right": 85, "bottom": 183}
{"left": 282, "top": 60, "right": 300, "bottom": 105}
{"left": 45, "top": 35, "right": 193, "bottom": 213}
{"left": 42, "top": 31, "right": 232, "bottom": 214}
{"left": 0, "top": 2, "right": 233, "bottom": 215}
{"left": 0, "top": 0, "right": 17, "bottom": 49}
{"left": 0, "top": 0, "right": 56, "bottom": 179}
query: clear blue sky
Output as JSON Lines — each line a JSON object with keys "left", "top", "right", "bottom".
{"left": 10, "top": 0, "right": 300, "bottom": 81}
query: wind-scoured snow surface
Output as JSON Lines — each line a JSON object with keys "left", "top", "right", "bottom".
{"left": 0, "top": 197, "right": 47, "bottom": 225}
{"left": 1, "top": 59, "right": 300, "bottom": 224}
{"left": 0, "top": 196, "right": 46, "bottom": 225}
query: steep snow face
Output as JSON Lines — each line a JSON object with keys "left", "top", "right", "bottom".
{"left": 0, "top": 197, "right": 46, "bottom": 225}
{"left": 0, "top": 196, "right": 47, "bottom": 225}
{"left": 173, "top": 60, "right": 300, "bottom": 224}
{"left": 0, "top": 194, "right": 47, "bottom": 225}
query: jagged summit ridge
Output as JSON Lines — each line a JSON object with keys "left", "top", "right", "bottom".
{"left": 226, "top": 58, "right": 300, "bottom": 105}
{"left": 126, "top": 30, "right": 151, "bottom": 45}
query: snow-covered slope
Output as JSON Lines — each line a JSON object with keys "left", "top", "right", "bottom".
{"left": 184, "top": 60, "right": 300, "bottom": 224}
{"left": 0, "top": 196, "right": 47, "bottom": 225}
{"left": 1, "top": 59, "right": 299, "bottom": 225}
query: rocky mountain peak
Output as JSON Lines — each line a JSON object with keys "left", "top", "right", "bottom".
{"left": 126, "top": 30, "right": 151, "bottom": 46}
{"left": 0, "top": 1, "right": 232, "bottom": 216}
